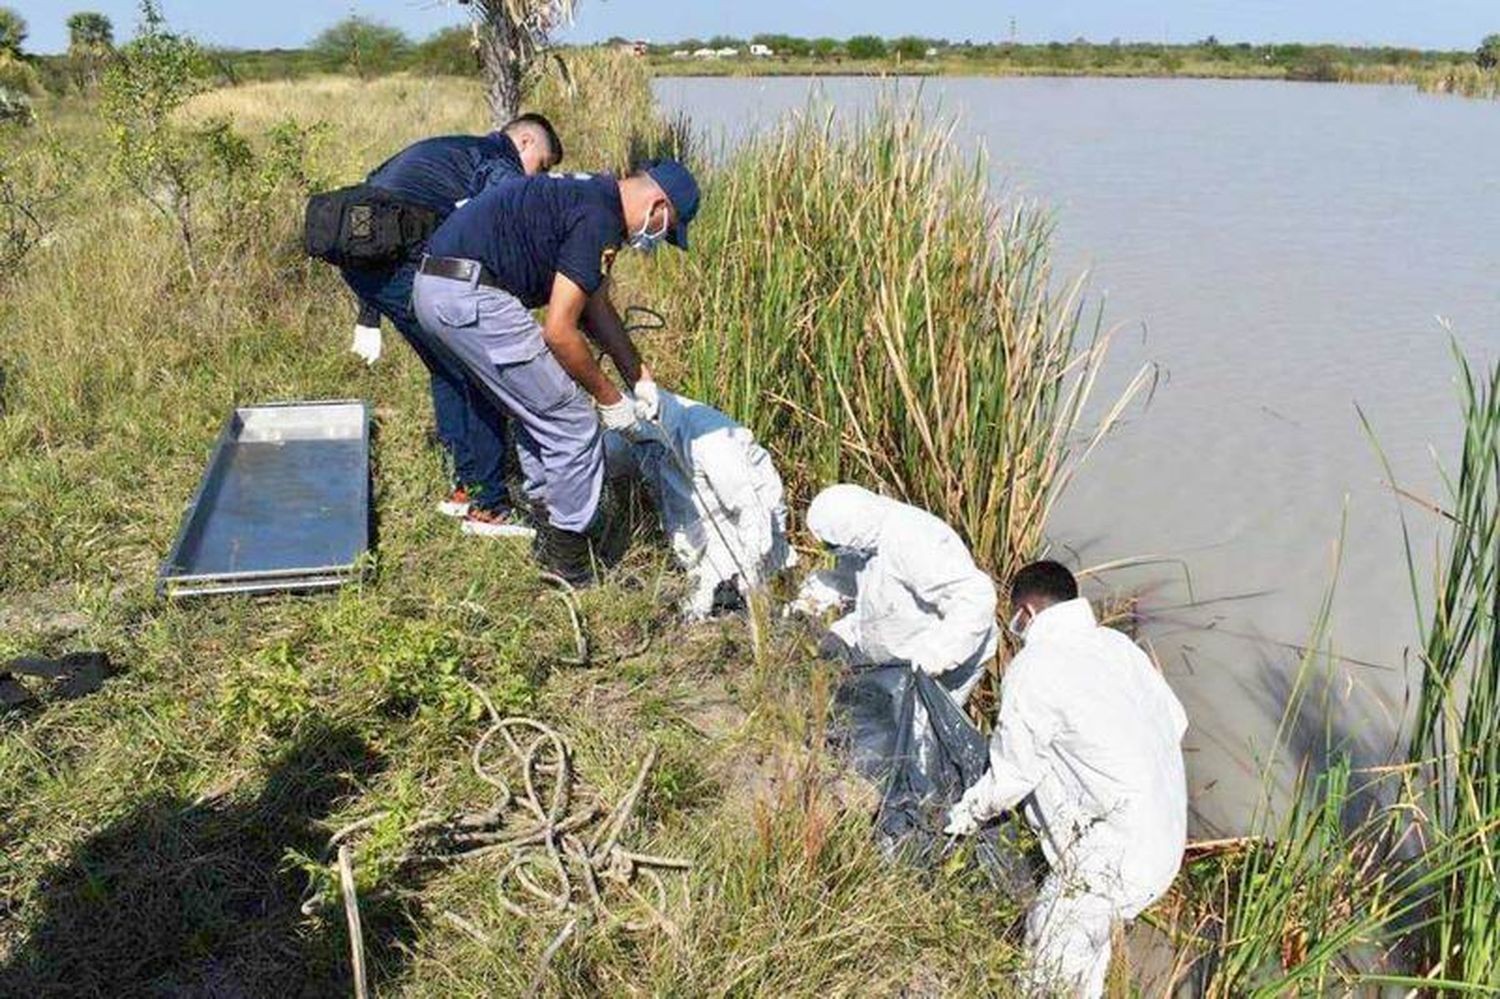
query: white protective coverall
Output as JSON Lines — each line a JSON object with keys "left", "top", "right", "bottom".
{"left": 951, "top": 597, "right": 1188, "bottom": 998}
{"left": 609, "top": 390, "right": 796, "bottom": 618}
{"left": 800, "top": 485, "right": 999, "bottom": 703}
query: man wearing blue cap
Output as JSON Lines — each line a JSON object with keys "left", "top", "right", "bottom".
{"left": 411, "top": 159, "right": 701, "bottom": 584}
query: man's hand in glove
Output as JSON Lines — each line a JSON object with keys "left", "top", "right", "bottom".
{"left": 350, "top": 325, "right": 382, "bottom": 366}
{"left": 598, "top": 395, "right": 643, "bottom": 436}
{"left": 633, "top": 378, "right": 660, "bottom": 422}
{"left": 943, "top": 799, "right": 980, "bottom": 837}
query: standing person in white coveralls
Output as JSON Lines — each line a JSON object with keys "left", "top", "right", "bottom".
{"left": 606, "top": 389, "right": 796, "bottom": 618}
{"left": 943, "top": 560, "right": 1188, "bottom": 998}
{"left": 795, "top": 484, "right": 999, "bottom": 705}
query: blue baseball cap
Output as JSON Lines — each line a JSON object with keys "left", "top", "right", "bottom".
{"left": 644, "top": 159, "right": 699, "bottom": 249}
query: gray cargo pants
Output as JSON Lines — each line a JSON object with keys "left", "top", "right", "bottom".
{"left": 412, "top": 270, "right": 604, "bottom": 533}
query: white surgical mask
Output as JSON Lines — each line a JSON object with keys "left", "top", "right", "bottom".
{"left": 628, "top": 203, "right": 669, "bottom": 252}
{"left": 1006, "top": 606, "right": 1031, "bottom": 641}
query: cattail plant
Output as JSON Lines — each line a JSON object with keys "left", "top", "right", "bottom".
{"left": 653, "top": 102, "right": 1152, "bottom": 589}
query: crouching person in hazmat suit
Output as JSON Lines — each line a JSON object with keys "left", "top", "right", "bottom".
{"left": 794, "top": 484, "right": 999, "bottom": 705}
{"left": 606, "top": 390, "right": 796, "bottom": 618}
{"left": 944, "top": 560, "right": 1188, "bottom": 998}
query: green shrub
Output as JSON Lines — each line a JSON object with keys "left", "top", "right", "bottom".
{"left": 845, "top": 35, "right": 887, "bottom": 60}
{"left": 0, "top": 52, "right": 38, "bottom": 96}
{"left": 311, "top": 16, "right": 411, "bottom": 79}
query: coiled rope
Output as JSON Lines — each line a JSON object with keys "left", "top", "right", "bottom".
{"left": 309, "top": 679, "right": 689, "bottom": 993}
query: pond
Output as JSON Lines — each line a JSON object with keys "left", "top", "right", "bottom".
{"left": 654, "top": 75, "right": 1500, "bottom": 833}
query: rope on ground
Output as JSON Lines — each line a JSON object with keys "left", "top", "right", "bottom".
{"left": 538, "top": 571, "right": 654, "bottom": 666}
{"left": 310, "top": 678, "right": 689, "bottom": 992}
{"left": 338, "top": 844, "right": 370, "bottom": 999}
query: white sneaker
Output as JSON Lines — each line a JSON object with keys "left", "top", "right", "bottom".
{"left": 461, "top": 507, "right": 537, "bottom": 540}
{"left": 436, "top": 487, "right": 472, "bottom": 519}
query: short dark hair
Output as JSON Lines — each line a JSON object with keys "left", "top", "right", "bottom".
{"left": 1011, "top": 560, "right": 1078, "bottom": 608}
{"left": 504, "top": 112, "right": 563, "bottom": 166}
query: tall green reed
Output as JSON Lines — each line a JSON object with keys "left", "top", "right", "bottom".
{"left": 1392, "top": 348, "right": 1500, "bottom": 988}
{"left": 1178, "top": 352, "right": 1500, "bottom": 995}
{"left": 656, "top": 102, "right": 1151, "bottom": 587}
{"left": 529, "top": 47, "right": 690, "bottom": 173}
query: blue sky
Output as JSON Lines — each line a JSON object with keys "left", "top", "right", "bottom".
{"left": 14, "top": 0, "right": 1495, "bottom": 55}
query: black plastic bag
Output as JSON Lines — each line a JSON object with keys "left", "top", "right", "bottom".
{"left": 834, "top": 665, "right": 989, "bottom": 849}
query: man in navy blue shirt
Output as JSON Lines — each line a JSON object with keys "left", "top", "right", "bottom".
{"left": 342, "top": 113, "right": 563, "bottom": 536}
{"left": 412, "top": 160, "right": 700, "bottom": 585}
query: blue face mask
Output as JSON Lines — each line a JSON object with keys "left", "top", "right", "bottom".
{"left": 628, "top": 203, "right": 669, "bottom": 253}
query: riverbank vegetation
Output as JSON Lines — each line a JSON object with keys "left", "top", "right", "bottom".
{"left": 2, "top": 21, "right": 1499, "bottom": 997}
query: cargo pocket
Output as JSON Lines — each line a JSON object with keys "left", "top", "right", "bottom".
{"left": 431, "top": 294, "right": 479, "bottom": 330}
{"left": 499, "top": 353, "right": 578, "bottom": 416}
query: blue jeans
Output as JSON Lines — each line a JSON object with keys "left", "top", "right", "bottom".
{"left": 341, "top": 261, "right": 511, "bottom": 510}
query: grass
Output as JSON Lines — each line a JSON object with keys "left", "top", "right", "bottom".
{"left": 4, "top": 38, "right": 1498, "bottom": 995}
{"left": 0, "top": 53, "right": 1038, "bottom": 996}
{"left": 1386, "top": 347, "right": 1500, "bottom": 988}
{"left": 1340, "top": 63, "right": 1500, "bottom": 98}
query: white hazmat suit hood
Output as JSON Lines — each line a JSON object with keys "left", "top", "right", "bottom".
{"left": 802, "top": 485, "right": 999, "bottom": 694}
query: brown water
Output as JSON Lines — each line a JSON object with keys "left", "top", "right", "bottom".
{"left": 654, "top": 75, "right": 1500, "bottom": 833}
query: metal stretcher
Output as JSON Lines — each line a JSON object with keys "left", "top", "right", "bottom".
{"left": 158, "top": 400, "right": 371, "bottom": 598}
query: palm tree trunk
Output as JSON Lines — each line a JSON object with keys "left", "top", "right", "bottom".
{"left": 475, "top": 8, "right": 524, "bottom": 127}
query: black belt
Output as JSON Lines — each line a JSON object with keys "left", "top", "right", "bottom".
{"left": 418, "top": 255, "right": 503, "bottom": 289}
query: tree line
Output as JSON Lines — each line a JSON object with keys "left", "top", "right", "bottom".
{"left": 3, "top": 7, "right": 1498, "bottom": 99}
{"left": 644, "top": 32, "right": 1497, "bottom": 73}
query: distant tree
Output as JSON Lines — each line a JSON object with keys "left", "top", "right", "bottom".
{"left": 810, "top": 37, "right": 839, "bottom": 59}
{"left": 0, "top": 6, "right": 26, "bottom": 57}
{"left": 311, "top": 17, "right": 411, "bottom": 78}
{"left": 67, "top": 11, "right": 115, "bottom": 91}
{"left": 1478, "top": 34, "right": 1500, "bottom": 69}
{"left": 413, "top": 25, "right": 476, "bottom": 77}
{"left": 67, "top": 11, "right": 112, "bottom": 49}
{"left": 891, "top": 36, "right": 928, "bottom": 60}
{"left": 707, "top": 35, "right": 743, "bottom": 50}
{"left": 845, "top": 35, "right": 886, "bottom": 60}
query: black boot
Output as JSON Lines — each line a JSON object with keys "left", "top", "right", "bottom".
{"left": 534, "top": 522, "right": 596, "bottom": 588}
{"left": 532, "top": 486, "right": 628, "bottom": 588}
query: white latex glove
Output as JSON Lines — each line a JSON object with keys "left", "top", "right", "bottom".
{"left": 789, "top": 571, "right": 848, "bottom": 617}
{"left": 598, "top": 395, "right": 642, "bottom": 435}
{"left": 943, "top": 799, "right": 979, "bottom": 837}
{"left": 632, "top": 378, "right": 660, "bottom": 421}
{"left": 350, "top": 324, "right": 382, "bottom": 366}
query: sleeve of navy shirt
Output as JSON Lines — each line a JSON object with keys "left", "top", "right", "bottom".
{"left": 554, "top": 176, "right": 623, "bottom": 297}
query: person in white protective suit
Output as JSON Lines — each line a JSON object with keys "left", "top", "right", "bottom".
{"left": 795, "top": 484, "right": 999, "bottom": 705}
{"left": 605, "top": 390, "right": 796, "bottom": 618}
{"left": 943, "top": 560, "right": 1188, "bottom": 999}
